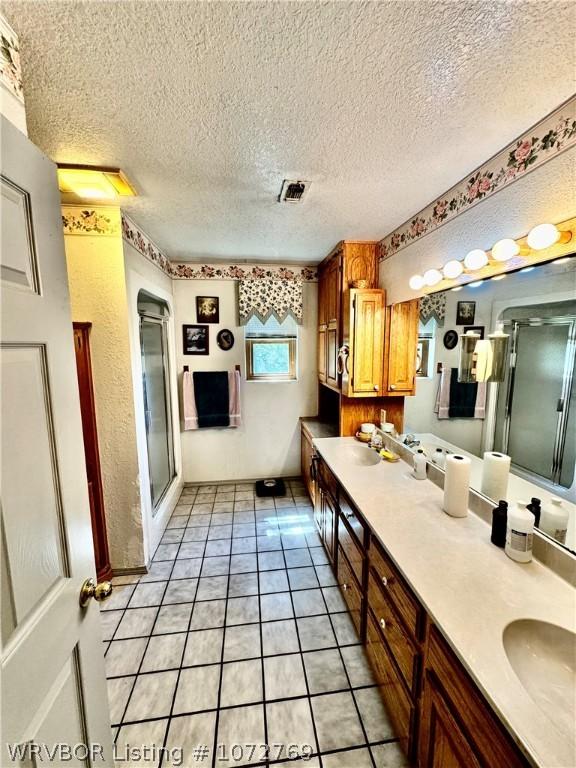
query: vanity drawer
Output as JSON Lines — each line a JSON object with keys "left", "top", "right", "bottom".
{"left": 317, "top": 457, "right": 338, "bottom": 502}
{"left": 339, "top": 491, "right": 368, "bottom": 548}
{"left": 338, "top": 514, "right": 364, "bottom": 585}
{"left": 337, "top": 545, "right": 362, "bottom": 636}
{"left": 369, "top": 539, "right": 423, "bottom": 641}
{"left": 368, "top": 572, "right": 420, "bottom": 697}
{"left": 366, "top": 610, "right": 414, "bottom": 759}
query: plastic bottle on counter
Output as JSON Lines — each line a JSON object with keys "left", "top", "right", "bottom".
{"left": 432, "top": 448, "right": 446, "bottom": 469}
{"left": 413, "top": 449, "right": 427, "bottom": 480}
{"left": 491, "top": 500, "right": 508, "bottom": 548}
{"left": 505, "top": 501, "right": 534, "bottom": 563}
{"left": 539, "top": 497, "right": 569, "bottom": 545}
{"left": 526, "top": 497, "right": 542, "bottom": 527}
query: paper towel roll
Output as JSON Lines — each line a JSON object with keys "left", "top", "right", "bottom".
{"left": 481, "top": 452, "right": 511, "bottom": 502}
{"left": 443, "top": 454, "right": 471, "bottom": 518}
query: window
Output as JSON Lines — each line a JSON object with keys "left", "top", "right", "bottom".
{"left": 245, "top": 315, "right": 298, "bottom": 381}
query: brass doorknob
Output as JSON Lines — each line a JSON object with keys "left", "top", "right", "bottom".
{"left": 79, "top": 578, "right": 113, "bottom": 608}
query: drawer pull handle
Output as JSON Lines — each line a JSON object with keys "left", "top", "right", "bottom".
{"left": 380, "top": 618, "right": 386, "bottom": 630}
{"left": 345, "top": 512, "right": 354, "bottom": 520}
{"left": 381, "top": 576, "right": 388, "bottom": 586}
{"left": 342, "top": 583, "right": 348, "bottom": 591}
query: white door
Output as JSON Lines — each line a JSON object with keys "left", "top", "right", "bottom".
{"left": 1, "top": 115, "right": 113, "bottom": 765}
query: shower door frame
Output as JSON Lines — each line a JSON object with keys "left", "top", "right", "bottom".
{"left": 500, "top": 315, "right": 576, "bottom": 487}
{"left": 139, "top": 308, "right": 176, "bottom": 513}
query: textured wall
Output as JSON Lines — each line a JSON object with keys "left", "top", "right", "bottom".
{"left": 175, "top": 280, "right": 318, "bottom": 481}
{"left": 379, "top": 148, "right": 576, "bottom": 304}
{"left": 64, "top": 231, "right": 144, "bottom": 570}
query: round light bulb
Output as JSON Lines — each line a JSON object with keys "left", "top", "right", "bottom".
{"left": 442, "top": 260, "right": 463, "bottom": 279}
{"left": 409, "top": 274, "right": 425, "bottom": 291}
{"left": 423, "top": 269, "right": 442, "bottom": 286}
{"left": 464, "top": 249, "right": 488, "bottom": 270}
{"left": 527, "top": 223, "right": 560, "bottom": 250}
{"left": 468, "top": 280, "right": 484, "bottom": 287}
{"left": 491, "top": 238, "right": 519, "bottom": 261}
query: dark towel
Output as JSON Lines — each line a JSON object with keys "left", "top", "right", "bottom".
{"left": 193, "top": 372, "right": 230, "bottom": 428}
{"left": 448, "top": 367, "right": 478, "bottom": 418}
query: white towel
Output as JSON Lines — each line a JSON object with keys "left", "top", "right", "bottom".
{"left": 182, "top": 370, "right": 198, "bottom": 430}
{"left": 229, "top": 369, "right": 241, "bottom": 427}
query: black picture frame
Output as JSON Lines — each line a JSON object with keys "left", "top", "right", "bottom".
{"left": 196, "top": 296, "right": 219, "bottom": 324}
{"left": 217, "top": 328, "right": 235, "bottom": 351}
{"left": 183, "top": 324, "right": 209, "bottom": 355}
{"left": 456, "top": 300, "right": 476, "bottom": 325}
{"left": 443, "top": 330, "right": 459, "bottom": 350}
{"left": 464, "top": 325, "right": 485, "bottom": 339}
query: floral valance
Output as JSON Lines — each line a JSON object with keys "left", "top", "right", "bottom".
{"left": 420, "top": 292, "right": 446, "bottom": 326}
{"left": 238, "top": 279, "right": 303, "bottom": 325}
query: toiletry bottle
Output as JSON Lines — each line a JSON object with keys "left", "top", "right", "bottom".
{"left": 413, "top": 449, "right": 427, "bottom": 480}
{"left": 526, "top": 497, "right": 541, "bottom": 527}
{"left": 540, "top": 497, "right": 569, "bottom": 544}
{"left": 505, "top": 501, "right": 534, "bottom": 563}
{"left": 491, "top": 500, "right": 508, "bottom": 548}
{"left": 433, "top": 448, "right": 445, "bottom": 469}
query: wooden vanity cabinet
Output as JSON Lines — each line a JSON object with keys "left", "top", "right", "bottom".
{"left": 310, "top": 454, "right": 531, "bottom": 768}
{"left": 383, "top": 299, "right": 419, "bottom": 396}
{"left": 314, "top": 457, "right": 338, "bottom": 564}
{"left": 301, "top": 424, "right": 316, "bottom": 505}
{"left": 419, "top": 626, "right": 530, "bottom": 768}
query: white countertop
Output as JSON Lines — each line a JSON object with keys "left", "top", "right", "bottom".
{"left": 313, "top": 436, "right": 576, "bottom": 768}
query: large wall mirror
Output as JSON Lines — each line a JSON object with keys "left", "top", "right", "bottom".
{"left": 401, "top": 255, "right": 576, "bottom": 554}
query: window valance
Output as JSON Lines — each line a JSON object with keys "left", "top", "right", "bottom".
{"left": 238, "top": 279, "right": 303, "bottom": 326}
{"left": 419, "top": 292, "right": 446, "bottom": 326}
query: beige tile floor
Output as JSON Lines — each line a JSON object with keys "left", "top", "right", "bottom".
{"left": 102, "top": 479, "right": 409, "bottom": 767}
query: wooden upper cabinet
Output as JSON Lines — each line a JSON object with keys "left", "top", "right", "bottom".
{"left": 343, "top": 289, "right": 385, "bottom": 397}
{"left": 384, "top": 299, "right": 419, "bottom": 395}
{"left": 317, "top": 241, "right": 378, "bottom": 392}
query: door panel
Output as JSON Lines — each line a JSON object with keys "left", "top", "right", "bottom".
{"left": 1, "top": 116, "right": 112, "bottom": 763}
{"left": 351, "top": 291, "right": 385, "bottom": 394}
{"left": 387, "top": 300, "right": 418, "bottom": 394}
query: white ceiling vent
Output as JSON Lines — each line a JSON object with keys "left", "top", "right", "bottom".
{"left": 278, "top": 179, "right": 311, "bottom": 204}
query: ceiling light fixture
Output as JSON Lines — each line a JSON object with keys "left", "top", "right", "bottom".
{"left": 443, "top": 260, "right": 463, "bottom": 279}
{"left": 57, "top": 165, "right": 137, "bottom": 201}
{"left": 491, "top": 274, "right": 506, "bottom": 281}
{"left": 491, "top": 238, "right": 519, "bottom": 261}
{"left": 526, "top": 223, "right": 571, "bottom": 250}
{"left": 553, "top": 256, "right": 571, "bottom": 264}
{"left": 468, "top": 280, "right": 484, "bottom": 287}
{"left": 423, "top": 269, "right": 443, "bottom": 286}
{"left": 409, "top": 274, "right": 425, "bottom": 291}
{"left": 520, "top": 267, "right": 535, "bottom": 273}
{"left": 451, "top": 286, "right": 463, "bottom": 292}
{"left": 464, "top": 249, "right": 489, "bottom": 270}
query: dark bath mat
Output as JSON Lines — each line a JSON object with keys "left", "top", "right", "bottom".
{"left": 255, "top": 478, "right": 286, "bottom": 497}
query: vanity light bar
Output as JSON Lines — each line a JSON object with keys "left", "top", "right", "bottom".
{"left": 408, "top": 221, "right": 573, "bottom": 291}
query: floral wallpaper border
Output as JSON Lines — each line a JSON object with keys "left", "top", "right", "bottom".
{"left": 62, "top": 206, "right": 121, "bottom": 236}
{"left": 121, "top": 212, "right": 318, "bottom": 282}
{"left": 379, "top": 96, "right": 576, "bottom": 261}
{"left": 0, "top": 15, "right": 23, "bottom": 102}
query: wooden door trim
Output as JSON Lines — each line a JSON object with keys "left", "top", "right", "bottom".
{"left": 73, "top": 322, "right": 112, "bottom": 582}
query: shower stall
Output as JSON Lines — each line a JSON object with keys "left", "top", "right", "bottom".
{"left": 137, "top": 291, "right": 176, "bottom": 512}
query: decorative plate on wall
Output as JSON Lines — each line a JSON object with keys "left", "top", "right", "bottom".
{"left": 443, "top": 330, "right": 459, "bottom": 350}
{"left": 217, "top": 329, "right": 235, "bottom": 350}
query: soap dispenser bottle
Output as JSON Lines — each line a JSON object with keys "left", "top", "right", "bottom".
{"left": 540, "top": 497, "right": 569, "bottom": 544}
{"left": 491, "top": 500, "right": 508, "bottom": 548}
{"left": 413, "top": 449, "right": 427, "bottom": 480}
{"left": 505, "top": 501, "right": 534, "bottom": 563}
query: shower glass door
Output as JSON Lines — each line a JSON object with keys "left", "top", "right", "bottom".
{"left": 501, "top": 318, "right": 575, "bottom": 487}
{"left": 139, "top": 297, "right": 175, "bottom": 512}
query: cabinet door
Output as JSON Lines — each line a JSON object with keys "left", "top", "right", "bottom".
{"left": 326, "top": 322, "right": 338, "bottom": 388}
{"left": 318, "top": 328, "right": 327, "bottom": 383}
{"left": 322, "top": 491, "right": 337, "bottom": 563}
{"left": 350, "top": 290, "right": 385, "bottom": 395}
{"left": 301, "top": 429, "right": 315, "bottom": 505}
{"left": 314, "top": 486, "right": 324, "bottom": 535}
{"left": 325, "top": 255, "right": 341, "bottom": 325}
{"left": 386, "top": 300, "right": 419, "bottom": 394}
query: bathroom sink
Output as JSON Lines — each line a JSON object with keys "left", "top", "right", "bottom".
{"left": 344, "top": 446, "right": 381, "bottom": 466}
{"left": 503, "top": 619, "right": 576, "bottom": 738}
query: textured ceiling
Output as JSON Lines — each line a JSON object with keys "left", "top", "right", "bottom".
{"left": 3, "top": 1, "right": 575, "bottom": 263}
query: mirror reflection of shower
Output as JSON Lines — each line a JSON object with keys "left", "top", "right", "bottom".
{"left": 493, "top": 303, "right": 575, "bottom": 496}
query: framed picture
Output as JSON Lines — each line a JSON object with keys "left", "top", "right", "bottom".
{"left": 196, "top": 296, "right": 219, "bottom": 324}
{"left": 456, "top": 301, "right": 476, "bottom": 325}
{"left": 443, "top": 330, "right": 459, "bottom": 350}
{"left": 217, "top": 328, "right": 235, "bottom": 351}
{"left": 464, "top": 325, "right": 485, "bottom": 339}
{"left": 183, "top": 324, "right": 209, "bottom": 355}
